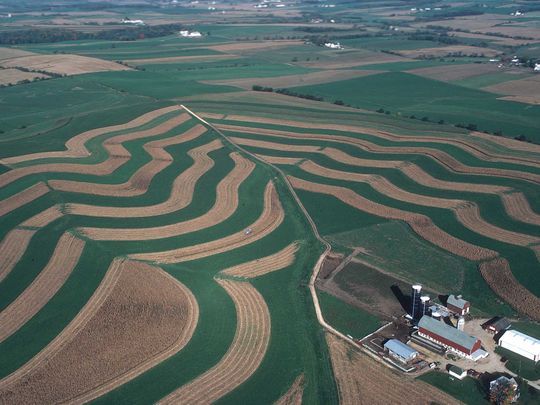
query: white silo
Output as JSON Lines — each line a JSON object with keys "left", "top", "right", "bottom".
{"left": 420, "top": 296, "right": 430, "bottom": 317}
{"left": 411, "top": 284, "right": 422, "bottom": 319}
{"left": 457, "top": 316, "right": 465, "bottom": 331}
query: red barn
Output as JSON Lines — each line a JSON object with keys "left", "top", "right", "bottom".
{"left": 418, "top": 316, "right": 486, "bottom": 360}
{"left": 447, "top": 294, "right": 470, "bottom": 316}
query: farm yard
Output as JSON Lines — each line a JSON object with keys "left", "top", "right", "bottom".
{"left": 1, "top": 0, "right": 540, "bottom": 403}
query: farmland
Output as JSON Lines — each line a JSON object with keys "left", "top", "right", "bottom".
{"left": 1, "top": 0, "right": 540, "bottom": 403}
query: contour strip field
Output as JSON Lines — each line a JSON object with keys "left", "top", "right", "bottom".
{"left": 0, "top": 259, "right": 199, "bottom": 404}
{"left": 298, "top": 160, "right": 540, "bottom": 247}
{"left": 80, "top": 152, "right": 255, "bottom": 240}
{"left": 48, "top": 124, "right": 207, "bottom": 197}
{"left": 1, "top": 106, "right": 182, "bottom": 165}
{"left": 158, "top": 279, "right": 270, "bottom": 404}
{"left": 213, "top": 114, "right": 540, "bottom": 166}
{"left": 0, "top": 113, "right": 190, "bottom": 189}
{"left": 66, "top": 139, "right": 223, "bottom": 218}
{"left": 289, "top": 176, "right": 496, "bottom": 261}
{"left": 129, "top": 181, "right": 284, "bottom": 264}
{"left": 0, "top": 233, "right": 85, "bottom": 343}
{"left": 479, "top": 258, "right": 540, "bottom": 321}
{"left": 221, "top": 124, "right": 540, "bottom": 184}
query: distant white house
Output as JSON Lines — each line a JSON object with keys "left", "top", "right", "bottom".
{"left": 534, "top": 63, "right": 540, "bottom": 72}
{"left": 510, "top": 10, "right": 524, "bottom": 16}
{"left": 0, "top": 13, "right": 12, "bottom": 18}
{"left": 324, "top": 42, "right": 343, "bottom": 50}
{"left": 122, "top": 18, "right": 144, "bottom": 25}
{"left": 179, "top": 30, "right": 202, "bottom": 38}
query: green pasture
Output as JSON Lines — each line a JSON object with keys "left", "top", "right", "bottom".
{"left": 452, "top": 72, "right": 527, "bottom": 89}
{"left": 317, "top": 290, "right": 382, "bottom": 339}
{"left": 141, "top": 61, "right": 315, "bottom": 80}
{"left": 326, "top": 221, "right": 514, "bottom": 316}
{"left": 290, "top": 72, "right": 540, "bottom": 142}
{"left": 418, "top": 372, "right": 489, "bottom": 405}
{"left": 341, "top": 37, "right": 440, "bottom": 51}
{"left": 496, "top": 347, "right": 540, "bottom": 381}
{"left": 89, "top": 70, "right": 239, "bottom": 99}
{"left": 0, "top": 77, "right": 157, "bottom": 155}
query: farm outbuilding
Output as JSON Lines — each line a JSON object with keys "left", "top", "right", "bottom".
{"left": 448, "top": 365, "right": 467, "bottom": 380}
{"left": 446, "top": 295, "right": 470, "bottom": 316}
{"left": 418, "top": 316, "right": 486, "bottom": 360}
{"left": 498, "top": 330, "right": 540, "bottom": 362}
{"left": 483, "top": 317, "right": 511, "bottom": 334}
{"left": 384, "top": 339, "right": 418, "bottom": 364}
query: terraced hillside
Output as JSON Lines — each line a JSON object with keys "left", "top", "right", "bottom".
{"left": 0, "top": 105, "right": 337, "bottom": 403}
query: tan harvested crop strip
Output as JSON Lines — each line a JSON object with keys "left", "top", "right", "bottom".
{"left": 221, "top": 124, "right": 540, "bottom": 184}
{"left": 2, "top": 106, "right": 182, "bottom": 164}
{"left": 455, "top": 204, "right": 539, "bottom": 246}
{"left": 129, "top": 181, "right": 284, "bottom": 264}
{"left": 159, "top": 279, "right": 270, "bottom": 404}
{"left": 274, "top": 374, "right": 304, "bottom": 405}
{"left": 471, "top": 130, "right": 540, "bottom": 154}
{"left": 326, "top": 333, "right": 458, "bottom": 405}
{"left": 0, "top": 229, "right": 35, "bottom": 283}
{"left": 19, "top": 205, "right": 63, "bottom": 228}
{"left": 479, "top": 258, "right": 540, "bottom": 321}
{"left": 219, "top": 114, "right": 540, "bottom": 167}
{"left": 222, "top": 242, "right": 298, "bottom": 278}
{"left": 289, "top": 176, "right": 496, "bottom": 261}
{"left": 501, "top": 192, "right": 540, "bottom": 226}
{"left": 0, "top": 113, "right": 190, "bottom": 189}
{"left": 81, "top": 152, "right": 255, "bottom": 240}
{"left": 299, "top": 160, "right": 540, "bottom": 247}
{"left": 255, "top": 154, "right": 304, "bottom": 165}
{"left": 48, "top": 125, "right": 207, "bottom": 197}
{"left": 0, "top": 258, "right": 199, "bottom": 404}
{"left": 66, "top": 139, "right": 223, "bottom": 218}
{"left": 0, "top": 233, "right": 85, "bottom": 343}
{"left": 0, "top": 182, "right": 49, "bottom": 217}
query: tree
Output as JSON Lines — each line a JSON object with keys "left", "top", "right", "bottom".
{"left": 489, "top": 377, "right": 519, "bottom": 405}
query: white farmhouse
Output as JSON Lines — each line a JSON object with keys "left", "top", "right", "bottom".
{"left": 179, "top": 30, "right": 202, "bottom": 38}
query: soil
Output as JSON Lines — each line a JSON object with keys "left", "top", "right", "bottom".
{"left": 326, "top": 333, "right": 459, "bottom": 405}
{"left": 0, "top": 54, "right": 131, "bottom": 76}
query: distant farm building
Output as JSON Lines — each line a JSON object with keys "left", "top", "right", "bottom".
{"left": 446, "top": 294, "right": 470, "bottom": 316}
{"left": 498, "top": 330, "right": 540, "bottom": 362}
{"left": 384, "top": 339, "right": 419, "bottom": 364}
{"left": 418, "top": 316, "right": 487, "bottom": 360}
{"left": 448, "top": 365, "right": 467, "bottom": 380}
{"left": 324, "top": 42, "right": 343, "bottom": 50}
{"left": 122, "top": 18, "right": 144, "bottom": 25}
{"left": 179, "top": 30, "right": 202, "bottom": 38}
